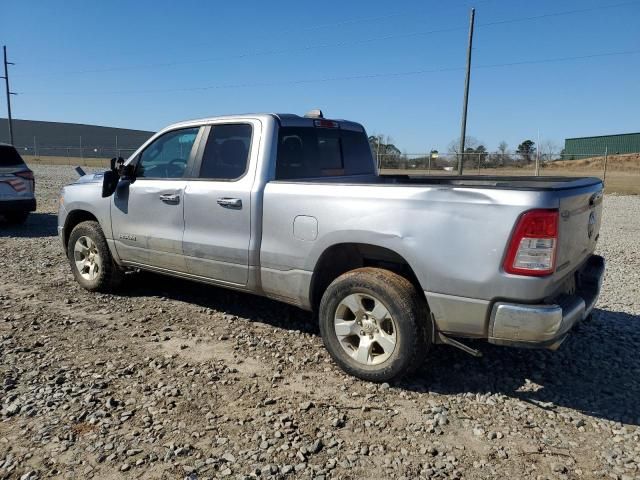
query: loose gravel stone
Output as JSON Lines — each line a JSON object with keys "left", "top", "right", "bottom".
{"left": 0, "top": 165, "right": 638, "bottom": 479}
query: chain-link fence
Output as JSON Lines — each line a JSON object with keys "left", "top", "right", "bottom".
{"left": 377, "top": 151, "right": 640, "bottom": 194}
{"left": 15, "top": 140, "right": 139, "bottom": 169}
{"left": 14, "top": 143, "right": 640, "bottom": 194}
{"left": 18, "top": 145, "right": 138, "bottom": 168}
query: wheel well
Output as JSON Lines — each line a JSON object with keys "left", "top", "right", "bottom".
{"left": 63, "top": 210, "right": 98, "bottom": 248}
{"left": 309, "top": 243, "right": 422, "bottom": 311}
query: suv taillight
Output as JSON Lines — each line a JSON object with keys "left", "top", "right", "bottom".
{"left": 503, "top": 209, "right": 558, "bottom": 276}
{"left": 15, "top": 170, "right": 35, "bottom": 190}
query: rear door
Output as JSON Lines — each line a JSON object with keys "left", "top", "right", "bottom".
{"left": 111, "top": 127, "right": 202, "bottom": 271}
{"left": 182, "top": 121, "right": 258, "bottom": 285}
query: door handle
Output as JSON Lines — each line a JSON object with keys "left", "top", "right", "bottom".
{"left": 159, "top": 193, "right": 180, "bottom": 204}
{"left": 217, "top": 197, "right": 242, "bottom": 209}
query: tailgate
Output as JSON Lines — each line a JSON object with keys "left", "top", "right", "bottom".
{"left": 556, "top": 183, "right": 603, "bottom": 275}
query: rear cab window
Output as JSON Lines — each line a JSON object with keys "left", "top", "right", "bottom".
{"left": 0, "top": 145, "right": 27, "bottom": 167}
{"left": 275, "top": 126, "right": 374, "bottom": 180}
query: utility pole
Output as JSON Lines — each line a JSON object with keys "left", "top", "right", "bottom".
{"left": 535, "top": 129, "right": 540, "bottom": 176}
{"left": 457, "top": 8, "right": 475, "bottom": 176}
{"left": 2, "top": 46, "right": 17, "bottom": 145}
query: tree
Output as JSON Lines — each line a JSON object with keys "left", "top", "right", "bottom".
{"left": 539, "top": 140, "right": 559, "bottom": 163}
{"left": 369, "top": 134, "right": 401, "bottom": 168}
{"left": 448, "top": 136, "right": 480, "bottom": 155}
{"left": 516, "top": 140, "right": 536, "bottom": 164}
{"left": 448, "top": 136, "right": 484, "bottom": 169}
{"left": 496, "top": 141, "right": 510, "bottom": 167}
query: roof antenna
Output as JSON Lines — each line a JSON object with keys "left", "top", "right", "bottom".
{"left": 304, "top": 109, "right": 324, "bottom": 119}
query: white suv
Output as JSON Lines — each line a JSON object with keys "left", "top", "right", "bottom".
{"left": 0, "top": 143, "right": 36, "bottom": 224}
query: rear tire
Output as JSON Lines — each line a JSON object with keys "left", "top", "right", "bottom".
{"left": 4, "top": 211, "right": 29, "bottom": 225}
{"left": 67, "top": 221, "right": 123, "bottom": 292}
{"left": 319, "top": 267, "right": 430, "bottom": 382}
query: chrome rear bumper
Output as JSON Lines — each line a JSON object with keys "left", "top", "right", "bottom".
{"left": 488, "top": 255, "right": 604, "bottom": 349}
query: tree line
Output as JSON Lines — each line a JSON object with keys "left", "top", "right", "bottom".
{"left": 369, "top": 134, "right": 561, "bottom": 170}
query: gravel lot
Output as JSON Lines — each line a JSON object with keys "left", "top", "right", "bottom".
{"left": 0, "top": 164, "right": 639, "bottom": 480}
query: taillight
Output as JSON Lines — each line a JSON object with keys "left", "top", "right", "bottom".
{"left": 14, "top": 170, "right": 35, "bottom": 190}
{"left": 503, "top": 209, "right": 558, "bottom": 276}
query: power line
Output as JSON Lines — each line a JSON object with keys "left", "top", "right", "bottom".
{"left": 266, "top": 0, "right": 493, "bottom": 36}
{"left": 22, "top": 49, "right": 640, "bottom": 96}
{"left": 14, "top": 25, "right": 468, "bottom": 77}
{"left": 480, "top": 0, "right": 640, "bottom": 27}
{"left": 11, "top": 1, "right": 494, "bottom": 78}
{"left": 12, "top": 0, "right": 639, "bottom": 79}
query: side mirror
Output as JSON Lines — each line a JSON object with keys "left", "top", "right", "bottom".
{"left": 120, "top": 163, "right": 136, "bottom": 180}
{"left": 102, "top": 157, "right": 131, "bottom": 197}
{"left": 101, "top": 169, "right": 119, "bottom": 198}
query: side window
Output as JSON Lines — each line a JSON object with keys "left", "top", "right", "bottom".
{"left": 137, "top": 127, "right": 199, "bottom": 179}
{"left": 199, "top": 124, "right": 252, "bottom": 180}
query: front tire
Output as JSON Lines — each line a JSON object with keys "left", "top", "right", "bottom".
{"left": 319, "top": 268, "right": 430, "bottom": 382}
{"left": 67, "top": 221, "right": 123, "bottom": 292}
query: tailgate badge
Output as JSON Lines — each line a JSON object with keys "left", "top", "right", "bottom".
{"left": 587, "top": 212, "right": 596, "bottom": 239}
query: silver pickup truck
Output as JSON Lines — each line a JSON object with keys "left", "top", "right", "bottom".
{"left": 58, "top": 111, "right": 605, "bottom": 382}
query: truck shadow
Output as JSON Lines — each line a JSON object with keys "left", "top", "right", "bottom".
{"left": 120, "top": 272, "right": 319, "bottom": 335}
{"left": 0, "top": 212, "right": 58, "bottom": 238}
{"left": 405, "top": 308, "right": 640, "bottom": 426}
{"left": 118, "top": 274, "right": 638, "bottom": 426}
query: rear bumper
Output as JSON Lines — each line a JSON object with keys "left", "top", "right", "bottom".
{"left": 0, "top": 198, "right": 36, "bottom": 213}
{"left": 488, "top": 254, "right": 604, "bottom": 349}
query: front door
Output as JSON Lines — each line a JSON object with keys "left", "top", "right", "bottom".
{"left": 111, "top": 127, "right": 201, "bottom": 272}
{"left": 182, "top": 123, "right": 255, "bottom": 285}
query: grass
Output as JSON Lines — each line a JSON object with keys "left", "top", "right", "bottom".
{"left": 24, "top": 155, "right": 111, "bottom": 168}
{"left": 381, "top": 153, "right": 640, "bottom": 195}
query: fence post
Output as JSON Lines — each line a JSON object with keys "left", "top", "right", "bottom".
{"left": 477, "top": 153, "right": 481, "bottom": 174}
{"left": 603, "top": 146, "right": 608, "bottom": 186}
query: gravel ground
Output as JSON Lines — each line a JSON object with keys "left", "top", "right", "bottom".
{"left": 0, "top": 164, "right": 638, "bottom": 480}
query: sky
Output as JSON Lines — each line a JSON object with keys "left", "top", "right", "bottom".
{"left": 1, "top": 0, "right": 639, "bottom": 153}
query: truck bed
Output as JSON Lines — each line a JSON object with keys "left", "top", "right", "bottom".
{"left": 276, "top": 174, "right": 603, "bottom": 191}
{"left": 381, "top": 175, "right": 603, "bottom": 191}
